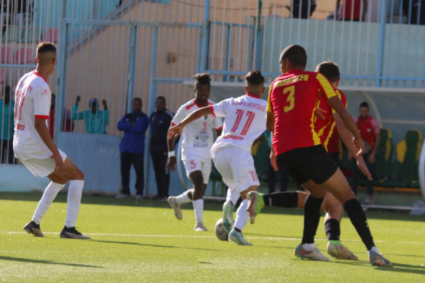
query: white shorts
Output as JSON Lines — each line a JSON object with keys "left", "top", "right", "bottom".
{"left": 182, "top": 154, "right": 212, "bottom": 185}
{"left": 213, "top": 146, "right": 259, "bottom": 193}
{"left": 20, "top": 149, "right": 67, "bottom": 178}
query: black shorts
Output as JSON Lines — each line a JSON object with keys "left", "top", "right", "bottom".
{"left": 276, "top": 145, "right": 338, "bottom": 187}
{"left": 328, "top": 151, "right": 340, "bottom": 166}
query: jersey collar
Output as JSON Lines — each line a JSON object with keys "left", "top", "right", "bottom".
{"left": 246, "top": 93, "right": 262, "bottom": 99}
{"left": 193, "top": 98, "right": 211, "bottom": 107}
{"left": 33, "top": 71, "right": 47, "bottom": 83}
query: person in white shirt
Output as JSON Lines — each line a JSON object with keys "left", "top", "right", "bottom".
{"left": 14, "top": 42, "right": 90, "bottom": 239}
{"left": 167, "top": 74, "right": 223, "bottom": 232}
{"left": 168, "top": 70, "right": 267, "bottom": 245}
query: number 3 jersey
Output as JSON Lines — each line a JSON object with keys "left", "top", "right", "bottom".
{"left": 267, "top": 69, "right": 338, "bottom": 156}
{"left": 13, "top": 71, "right": 52, "bottom": 161}
{"left": 210, "top": 94, "right": 267, "bottom": 158}
{"left": 171, "top": 99, "right": 223, "bottom": 160}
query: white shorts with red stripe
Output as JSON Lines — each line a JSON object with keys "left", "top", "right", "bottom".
{"left": 213, "top": 146, "right": 259, "bottom": 193}
{"left": 182, "top": 154, "right": 212, "bottom": 185}
{"left": 20, "top": 149, "right": 67, "bottom": 178}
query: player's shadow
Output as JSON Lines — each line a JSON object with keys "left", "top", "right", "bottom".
{"left": 93, "top": 239, "right": 220, "bottom": 252}
{"left": 0, "top": 255, "right": 102, "bottom": 268}
{"left": 333, "top": 261, "right": 425, "bottom": 276}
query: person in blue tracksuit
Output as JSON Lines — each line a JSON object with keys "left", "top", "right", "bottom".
{"left": 116, "top": 98, "right": 149, "bottom": 199}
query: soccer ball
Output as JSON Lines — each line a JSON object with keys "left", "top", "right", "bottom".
{"left": 215, "top": 218, "right": 230, "bottom": 241}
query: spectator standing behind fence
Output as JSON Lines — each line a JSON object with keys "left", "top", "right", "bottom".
{"left": 1, "top": 0, "right": 11, "bottom": 25}
{"left": 264, "top": 130, "right": 288, "bottom": 193}
{"left": 72, "top": 96, "right": 109, "bottom": 134}
{"left": 49, "top": 93, "right": 73, "bottom": 138}
{"left": 351, "top": 102, "right": 380, "bottom": 205}
{"left": 403, "top": 0, "right": 425, "bottom": 25}
{"left": 116, "top": 98, "right": 149, "bottom": 200}
{"left": 0, "top": 86, "right": 14, "bottom": 164}
{"left": 149, "top": 96, "right": 174, "bottom": 200}
{"left": 291, "top": 0, "right": 317, "bottom": 19}
{"left": 336, "top": 0, "right": 368, "bottom": 21}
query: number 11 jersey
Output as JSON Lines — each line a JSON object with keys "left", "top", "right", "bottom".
{"left": 267, "top": 69, "right": 338, "bottom": 156}
{"left": 210, "top": 94, "right": 267, "bottom": 158}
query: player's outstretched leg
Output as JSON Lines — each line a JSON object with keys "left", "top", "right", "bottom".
{"left": 168, "top": 188, "right": 194, "bottom": 220}
{"left": 222, "top": 188, "right": 238, "bottom": 232}
{"left": 322, "top": 169, "right": 391, "bottom": 266}
{"left": 322, "top": 192, "right": 357, "bottom": 260}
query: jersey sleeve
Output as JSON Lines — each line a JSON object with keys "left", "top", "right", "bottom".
{"left": 371, "top": 118, "right": 380, "bottom": 134}
{"left": 266, "top": 85, "right": 273, "bottom": 112}
{"left": 33, "top": 87, "right": 51, "bottom": 119}
{"left": 213, "top": 116, "right": 223, "bottom": 130}
{"left": 210, "top": 98, "right": 231, "bottom": 117}
{"left": 331, "top": 90, "right": 346, "bottom": 113}
{"left": 170, "top": 106, "right": 185, "bottom": 126}
{"left": 316, "top": 73, "right": 337, "bottom": 100}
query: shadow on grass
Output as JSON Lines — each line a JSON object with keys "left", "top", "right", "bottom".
{"left": 332, "top": 260, "right": 425, "bottom": 276}
{"left": 0, "top": 256, "right": 102, "bottom": 268}
{"left": 2, "top": 192, "right": 425, "bottom": 222}
{"left": 93, "top": 239, "right": 220, "bottom": 252}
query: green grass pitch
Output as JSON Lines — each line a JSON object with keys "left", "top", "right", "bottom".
{"left": 0, "top": 192, "right": 424, "bottom": 282}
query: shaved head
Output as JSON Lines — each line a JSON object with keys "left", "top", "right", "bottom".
{"left": 36, "top": 42, "right": 57, "bottom": 66}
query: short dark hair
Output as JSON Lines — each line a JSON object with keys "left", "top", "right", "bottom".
{"left": 279, "top": 44, "right": 307, "bottom": 68}
{"left": 194, "top": 73, "right": 211, "bottom": 90}
{"left": 156, "top": 96, "right": 166, "bottom": 103}
{"left": 316, "top": 61, "right": 340, "bottom": 83}
{"left": 360, "top": 102, "right": 369, "bottom": 108}
{"left": 133, "top": 97, "right": 142, "bottom": 104}
{"left": 245, "top": 70, "right": 264, "bottom": 86}
{"left": 36, "top": 42, "right": 56, "bottom": 56}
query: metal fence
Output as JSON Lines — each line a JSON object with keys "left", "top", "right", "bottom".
{"left": 1, "top": 0, "right": 425, "bottom": 164}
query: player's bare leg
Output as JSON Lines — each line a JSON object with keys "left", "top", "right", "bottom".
{"left": 229, "top": 186, "right": 257, "bottom": 246}
{"left": 318, "top": 169, "right": 391, "bottom": 265}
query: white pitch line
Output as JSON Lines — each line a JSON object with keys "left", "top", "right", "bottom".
{"left": 2, "top": 231, "right": 425, "bottom": 245}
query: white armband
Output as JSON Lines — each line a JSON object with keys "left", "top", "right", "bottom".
{"left": 168, "top": 151, "right": 175, "bottom": 158}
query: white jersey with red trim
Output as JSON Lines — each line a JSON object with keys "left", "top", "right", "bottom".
{"left": 13, "top": 71, "right": 53, "bottom": 161}
{"left": 171, "top": 99, "right": 222, "bottom": 160}
{"left": 210, "top": 94, "right": 267, "bottom": 158}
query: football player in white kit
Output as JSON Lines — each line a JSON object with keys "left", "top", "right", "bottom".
{"left": 169, "top": 70, "right": 267, "bottom": 245}
{"left": 167, "top": 74, "right": 223, "bottom": 231}
{"left": 14, "top": 43, "right": 90, "bottom": 239}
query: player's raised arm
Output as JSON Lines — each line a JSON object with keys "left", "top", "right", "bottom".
{"left": 168, "top": 107, "right": 213, "bottom": 139}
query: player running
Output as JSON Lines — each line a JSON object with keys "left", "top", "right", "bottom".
{"left": 15, "top": 43, "right": 89, "bottom": 239}
{"left": 169, "top": 70, "right": 267, "bottom": 245}
{"left": 248, "top": 61, "right": 373, "bottom": 260}
{"left": 260, "top": 45, "right": 391, "bottom": 266}
{"left": 167, "top": 74, "right": 222, "bottom": 231}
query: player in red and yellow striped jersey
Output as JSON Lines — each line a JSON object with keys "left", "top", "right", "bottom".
{"left": 249, "top": 45, "right": 391, "bottom": 266}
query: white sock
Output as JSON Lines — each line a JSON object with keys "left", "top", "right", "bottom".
{"left": 175, "top": 189, "right": 192, "bottom": 205}
{"left": 368, "top": 246, "right": 379, "bottom": 254}
{"left": 192, "top": 199, "right": 204, "bottom": 224}
{"left": 302, "top": 243, "right": 316, "bottom": 251}
{"left": 32, "top": 182, "right": 65, "bottom": 224}
{"left": 65, "top": 180, "right": 84, "bottom": 227}
{"left": 234, "top": 199, "right": 249, "bottom": 232}
{"left": 226, "top": 189, "right": 239, "bottom": 206}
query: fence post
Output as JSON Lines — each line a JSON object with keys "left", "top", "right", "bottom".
{"left": 54, "top": 0, "right": 68, "bottom": 144}
{"left": 144, "top": 26, "right": 159, "bottom": 196}
{"left": 199, "top": 0, "right": 211, "bottom": 72}
{"left": 126, "top": 24, "right": 137, "bottom": 112}
{"left": 375, "top": 0, "right": 387, "bottom": 87}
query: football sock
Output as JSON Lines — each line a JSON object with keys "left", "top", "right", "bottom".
{"left": 302, "top": 243, "right": 316, "bottom": 251}
{"left": 343, "top": 198, "right": 375, "bottom": 251}
{"left": 226, "top": 188, "right": 240, "bottom": 206}
{"left": 325, "top": 218, "right": 341, "bottom": 241}
{"left": 234, "top": 199, "right": 249, "bottom": 231}
{"left": 192, "top": 199, "right": 204, "bottom": 224}
{"left": 65, "top": 180, "right": 85, "bottom": 227}
{"left": 263, "top": 192, "right": 298, "bottom": 207}
{"left": 368, "top": 246, "right": 379, "bottom": 255}
{"left": 175, "top": 189, "right": 193, "bottom": 205}
{"left": 301, "top": 195, "right": 324, "bottom": 244}
{"left": 32, "top": 182, "right": 65, "bottom": 224}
